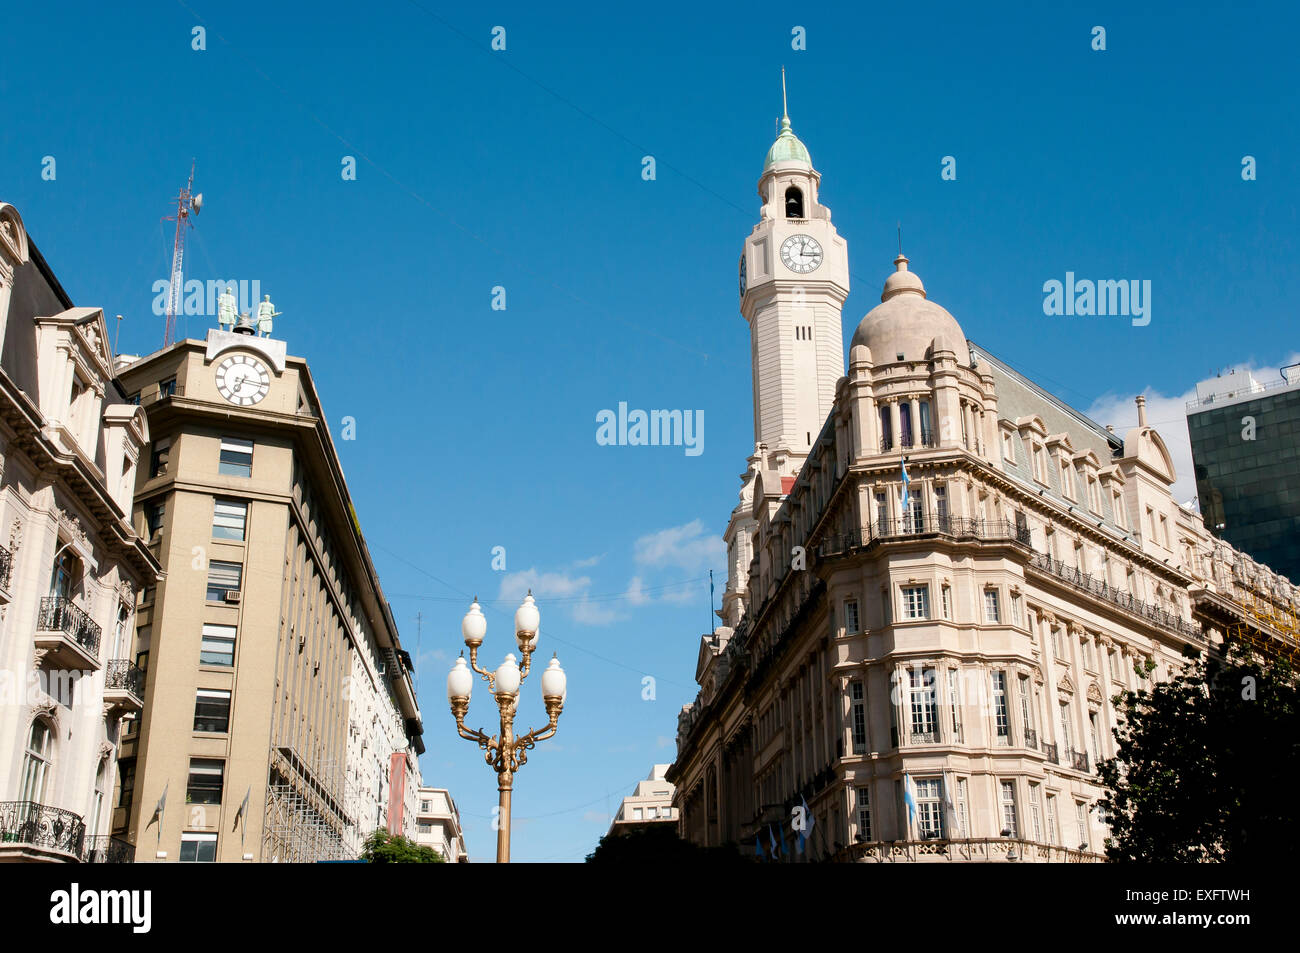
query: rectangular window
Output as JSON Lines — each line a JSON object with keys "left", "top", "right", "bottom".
{"left": 947, "top": 668, "right": 963, "bottom": 742}
{"left": 118, "top": 759, "right": 136, "bottom": 809}
{"left": 1060, "top": 459, "right": 1074, "bottom": 498}
{"left": 159, "top": 378, "right": 178, "bottom": 399}
{"left": 1076, "top": 802, "right": 1090, "bottom": 850}
{"left": 1002, "top": 430, "right": 1015, "bottom": 461}
{"left": 206, "top": 560, "right": 242, "bottom": 601}
{"left": 983, "top": 588, "right": 1000, "bottom": 623}
{"left": 1045, "top": 794, "right": 1058, "bottom": 845}
{"left": 633, "top": 808, "right": 643, "bottom": 820}
{"left": 856, "top": 787, "right": 872, "bottom": 841}
{"left": 850, "top": 681, "right": 866, "bottom": 754}
{"left": 1089, "top": 711, "right": 1101, "bottom": 761}
{"left": 200, "top": 623, "right": 237, "bottom": 666}
{"left": 194, "top": 689, "right": 232, "bottom": 733}
{"left": 219, "top": 437, "right": 254, "bottom": 477}
{"left": 992, "top": 671, "right": 1010, "bottom": 743}
{"left": 146, "top": 501, "right": 165, "bottom": 538}
{"left": 1059, "top": 701, "right": 1073, "bottom": 752}
{"left": 1029, "top": 783, "right": 1043, "bottom": 842}
{"left": 1000, "top": 781, "right": 1018, "bottom": 837}
{"left": 902, "top": 585, "right": 930, "bottom": 620}
{"left": 212, "top": 499, "right": 248, "bottom": 540}
{"left": 1018, "top": 674, "right": 1033, "bottom": 739}
{"left": 150, "top": 440, "right": 170, "bottom": 478}
{"left": 934, "top": 484, "right": 948, "bottom": 522}
{"left": 941, "top": 585, "right": 952, "bottom": 620}
{"left": 915, "top": 778, "right": 944, "bottom": 839}
{"left": 647, "top": 807, "right": 658, "bottom": 819}
{"left": 908, "top": 667, "right": 939, "bottom": 743}
{"left": 1011, "top": 593, "right": 1022, "bottom": 626}
{"left": 1053, "top": 626, "right": 1066, "bottom": 660}
{"left": 875, "top": 492, "right": 888, "bottom": 534}
{"left": 180, "top": 832, "right": 217, "bottom": 863}
{"left": 844, "top": 599, "right": 860, "bottom": 634}
{"left": 186, "top": 759, "right": 224, "bottom": 805}
{"left": 956, "top": 778, "right": 969, "bottom": 838}
{"left": 1113, "top": 491, "right": 1126, "bottom": 529}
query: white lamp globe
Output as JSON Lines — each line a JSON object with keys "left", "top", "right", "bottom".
{"left": 462, "top": 600, "right": 487, "bottom": 647}
{"left": 495, "top": 653, "right": 521, "bottom": 696}
{"left": 541, "top": 655, "right": 566, "bottom": 700}
{"left": 515, "top": 592, "right": 540, "bottom": 637}
{"left": 447, "top": 656, "right": 473, "bottom": 702}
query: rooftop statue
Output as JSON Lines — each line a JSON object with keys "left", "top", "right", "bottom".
{"left": 257, "top": 294, "right": 280, "bottom": 337}
{"left": 217, "top": 285, "right": 238, "bottom": 330}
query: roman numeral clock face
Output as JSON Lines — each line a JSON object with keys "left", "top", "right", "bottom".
{"left": 215, "top": 354, "right": 271, "bottom": 405}
{"left": 780, "top": 234, "right": 823, "bottom": 274}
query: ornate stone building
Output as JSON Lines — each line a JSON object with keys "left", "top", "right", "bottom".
{"left": 0, "top": 202, "right": 160, "bottom": 863}
{"left": 667, "top": 114, "right": 1299, "bottom": 862}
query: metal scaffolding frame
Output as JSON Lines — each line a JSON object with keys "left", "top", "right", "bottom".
{"left": 262, "top": 745, "right": 358, "bottom": 863}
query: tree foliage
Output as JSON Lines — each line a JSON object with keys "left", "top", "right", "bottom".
{"left": 585, "top": 824, "right": 747, "bottom": 863}
{"left": 361, "top": 828, "right": 447, "bottom": 863}
{"left": 1098, "top": 644, "right": 1299, "bottom": 861}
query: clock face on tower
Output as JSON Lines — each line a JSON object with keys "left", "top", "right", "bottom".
{"left": 215, "top": 354, "right": 271, "bottom": 406}
{"left": 780, "top": 234, "right": 823, "bottom": 274}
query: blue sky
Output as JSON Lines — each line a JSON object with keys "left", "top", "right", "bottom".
{"left": 3, "top": 1, "right": 1298, "bottom": 861}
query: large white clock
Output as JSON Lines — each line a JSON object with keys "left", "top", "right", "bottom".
{"left": 780, "top": 234, "right": 823, "bottom": 274}
{"left": 215, "top": 354, "right": 271, "bottom": 406}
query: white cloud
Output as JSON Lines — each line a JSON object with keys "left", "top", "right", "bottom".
{"left": 497, "top": 568, "right": 592, "bottom": 604}
{"left": 571, "top": 596, "right": 622, "bottom": 626}
{"left": 624, "top": 576, "right": 651, "bottom": 606}
{"left": 634, "top": 519, "right": 725, "bottom": 571}
{"left": 572, "top": 554, "right": 604, "bottom": 568}
{"left": 1085, "top": 353, "right": 1300, "bottom": 507}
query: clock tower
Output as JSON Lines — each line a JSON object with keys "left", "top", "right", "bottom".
{"left": 739, "top": 80, "right": 849, "bottom": 462}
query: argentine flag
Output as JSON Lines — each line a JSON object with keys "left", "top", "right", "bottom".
{"left": 903, "top": 772, "right": 918, "bottom": 837}
{"left": 900, "top": 456, "right": 911, "bottom": 514}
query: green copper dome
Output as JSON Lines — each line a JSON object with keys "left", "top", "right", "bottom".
{"left": 764, "top": 116, "right": 812, "bottom": 171}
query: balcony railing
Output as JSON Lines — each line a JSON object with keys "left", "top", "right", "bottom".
{"left": 879, "top": 430, "right": 939, "bottom": 454}
{"left": 37, "top": 597, "right": 102, "bottom": 657}
{"left": 105, "top": 659, "right": 145, "bottom": 698}
{"left": 1042, "top": 742, "right": 1059, "bottom": 765}
{"left": 819, "top": 517, "right": 1033, "bottom": 558}
{"left": 1027, "top": 552, "right": 1202, "bottom": 641}
{"left": 0, "top": 542, "right": 12, "bottom": 591}
{"left": 84, "top": 835, "right": 136, "bottom": 864}
{"left": 908, "top": 730, "right": 940, "bottom": 745}
{"left": 1023, "top": 728, "right": 1039, "bottom": 750}
{"left": 1069, "top": 748, "right": 1090, "bottom": 773}
{"left": 0, "top": 801, "right": 86, "bottom": 859}
{"left": 839, "top": 836, "right": 1102, "bottom": 863}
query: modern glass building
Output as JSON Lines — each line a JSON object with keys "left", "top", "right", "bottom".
{"left": 1186, "top": 366, "right": 1300, "bottom": 583}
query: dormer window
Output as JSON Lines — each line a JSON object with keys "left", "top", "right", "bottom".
{"left": 784, "top": 186, "right": 804, "bottom": 218}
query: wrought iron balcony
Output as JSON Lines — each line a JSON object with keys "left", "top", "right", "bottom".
{"left": 908, "top": 729, "right": 940, "bottom": 745}
{"left": 104, "top": 659, "right": 145, "bottom": 712}
{"left": 0, "top": 542, "right": 12, "bottom": 592}
{"left": 1027, "top": 552, "right": 1203, "bottom": 641}
{"left": 36, "top": 597, "right": 102, "bottom": 670}
{"left": 0, "top": 801, "right": 86, "bottom": 860}
{"left": 819, "top": 517, "right": 1033, "bottom": 558}
{"left": 1023, "top": 728, "right": 1039, "bottom": 750}
{"left": 1069, "top": 748, "right": 1090, "bottom": 773}
{"left": 1042, "top": 742, "right": 1059, "bottom": 765}
{"left": 84, "top": 834, "right": 136, "bottom": 864}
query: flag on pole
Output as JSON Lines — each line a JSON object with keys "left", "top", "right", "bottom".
{"left": 796, "top": 795, "right": 817, "bottom": 853}
{"left": 755, "top": 834, "right": 764, "bottom": 861}
{"left": 903, "top": 772, "right": 917, "bottom": 838}
{"left": 233, "top": 785, "right": 251, "bottom": 847}
{"left": 769, "top": 824, "right": 779, "bottom": 858}
{"left": 900, "top": 456, "right": 911, "bottom": 516}
{"left": 148, "top": 781, "right": 168, "bottom": 847}
{"left": 779, "top": 822, "right": 789, "bottom": 857}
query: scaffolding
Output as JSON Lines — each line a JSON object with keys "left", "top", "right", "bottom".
{"left": 262, "top": 746, "right": 359, "bottom": 863}
{"left": 1224, "top": 585, "right": 1300, "bottom": 664}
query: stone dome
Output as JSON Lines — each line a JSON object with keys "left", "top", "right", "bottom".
{"left": 850, "top": 254, "right": 970, "bottom": 365}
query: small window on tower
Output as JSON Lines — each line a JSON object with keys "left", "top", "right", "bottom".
{"left": 785, "top": 186, "right": 804, "bottom": 218}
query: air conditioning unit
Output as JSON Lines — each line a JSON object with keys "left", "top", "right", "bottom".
{"left": 224, "top": 590, "right": 242, "bottom": 604}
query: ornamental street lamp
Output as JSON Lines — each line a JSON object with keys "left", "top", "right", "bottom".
{"left": 446, "top": 591, "right": 566, "bottom": 863}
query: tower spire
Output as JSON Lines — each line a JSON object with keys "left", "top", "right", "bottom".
{"left": 782, "top": 66, "right": 789, "bottom": 125}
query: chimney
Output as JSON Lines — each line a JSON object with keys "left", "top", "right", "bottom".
{"left": 1135, "top": 395, "right": 1148, "bottom": 427}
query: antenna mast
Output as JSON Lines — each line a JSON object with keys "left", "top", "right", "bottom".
{"left": 162, "top": 161, "right": 202, "bottom": 347}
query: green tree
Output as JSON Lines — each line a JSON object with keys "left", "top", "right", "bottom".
{"left": 361, "top": 828, "right": 447, "bottom": 863}
{"left": 585, "top": 824, "right": 747, "bottom": 863}
{"left": 1098, "top": 644, "right": 1299, "bottom": 861}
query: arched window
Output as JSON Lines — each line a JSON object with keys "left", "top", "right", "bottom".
{"left": 88, "top": 758, "right": 108, "bottom": 840}
{"left": 21, "top": 720, "right": 54, "bottom": 804}
{"left": 50, "top": 546, "right": 79, "bottom": 600}
{"left": 899, "top": 402, "right": 914, "bottom": 448}
{"left": 785, "top": 186, "right": 804, "bottom": 218}
{"left": 879, "top": 406, "right": 893, "bottom": 451}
